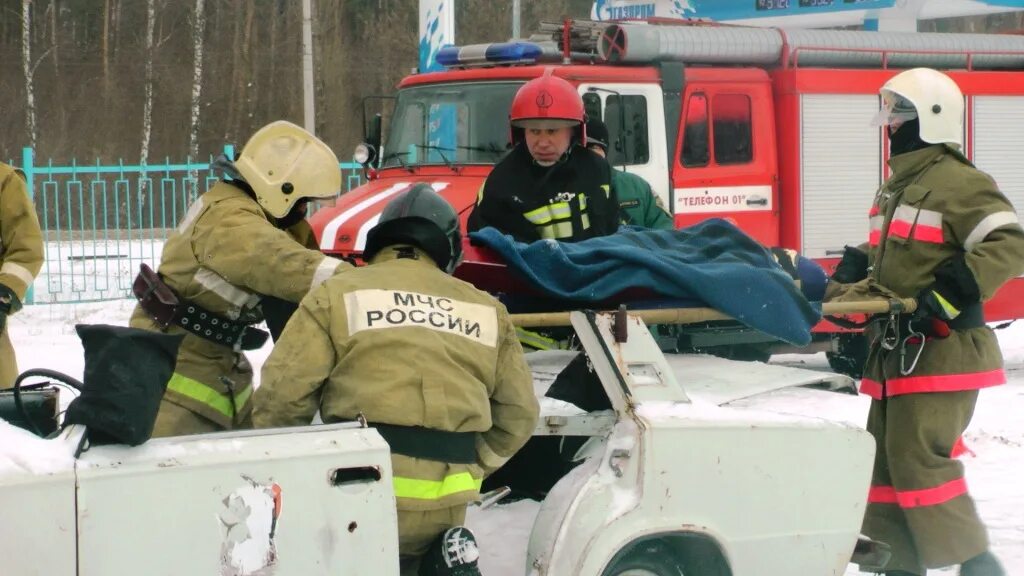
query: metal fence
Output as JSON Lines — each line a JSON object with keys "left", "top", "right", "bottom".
{"left": 8, "top": 147, "right": 365, "bottom": 304}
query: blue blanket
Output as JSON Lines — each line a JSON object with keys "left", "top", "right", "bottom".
{"left": 469, "top": 219, "right": 821, "bottom": 346}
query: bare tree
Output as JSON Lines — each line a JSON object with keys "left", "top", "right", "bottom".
{"left": 21, "top": 0, "right": 37, "bottom": 151}
{"left": 136, "top": 0, "right": 156, "bottom": 221}
{"left": 102, "top": 0, "right": 110, "bottom": 95}
{"left": 139, "top": 0, "right": 156, "bottom": 166}
{"left": 188, "top": 0, "right": 206, "bottom": 173}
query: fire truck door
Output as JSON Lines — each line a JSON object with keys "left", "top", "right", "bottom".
{"left": 578, "top": 83, "right": 670, "bottom": 212}
{"left": 672, "top": 81, "right": 779, "bottom": 246}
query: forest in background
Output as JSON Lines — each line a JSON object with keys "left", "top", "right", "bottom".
{"left": 0, "top": 1, "right": 1021, "bottom": 164}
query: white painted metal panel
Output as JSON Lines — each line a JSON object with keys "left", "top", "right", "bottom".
{"left": 0, "top": 429, "right": 78, "bottom": 576}
{"left": 76, "top": 424, "right": 399, "bottom": 576}
{"left": 800, "top": 95, "right": 882, "bottom": 258}
{"left": 973, "top": 96, "right": 1024, "bottom": 216}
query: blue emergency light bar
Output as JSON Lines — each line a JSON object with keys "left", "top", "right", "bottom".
{"left": 437, "top": 42, "right": 545, "bottom": 67}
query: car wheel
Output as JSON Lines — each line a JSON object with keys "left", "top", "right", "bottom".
{"left": 603, "top": 542, "right": 687, "bottom": 576}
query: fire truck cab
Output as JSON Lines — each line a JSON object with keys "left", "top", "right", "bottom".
{"left": 311, "top": 21, "right": 1024, "bottom": 369}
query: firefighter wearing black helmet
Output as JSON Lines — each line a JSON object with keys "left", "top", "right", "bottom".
{"left": 254, "top": 184, "right": 539, "bottom": 576}
{"left": 468, "top": 69, "right": 619, "bottom": 243}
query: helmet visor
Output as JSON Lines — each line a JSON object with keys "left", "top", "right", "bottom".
{"left": 512, "top": 118, "right": 580, "bottom": 130}
{"left": 871, "top": 93, "right": 918, "bottom": 127}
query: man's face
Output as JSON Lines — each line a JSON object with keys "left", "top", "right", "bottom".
{"left": 524, "top": 126, "right": 574, "bottom": 166}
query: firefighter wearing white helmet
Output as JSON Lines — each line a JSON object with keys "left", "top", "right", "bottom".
{"left": 254, "top": 184, "right": 539, "bottom": 576}
{"left": 829, "top": 68, "right": 1024, "bottom": 576}
{"left": 130, "top": 121, "right": 351, "bottom": 437}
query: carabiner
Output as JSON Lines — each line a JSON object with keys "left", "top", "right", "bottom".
{"left": 899, "top": 327, "right": 926, "bottom": 376}
{"left": 880, "top": 312, "right": 900, "bottom": 351}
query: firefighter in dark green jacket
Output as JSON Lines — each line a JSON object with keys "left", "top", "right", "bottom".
{"left": 829, "top": 68, "right": 1023, "bottom": 576}
{"left": 254, "top": 185, "right": 539, "bottom": 576}
{"left": 585, "top": 118, "right": 672, "bottom": 230}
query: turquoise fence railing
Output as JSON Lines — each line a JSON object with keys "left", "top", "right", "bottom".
{"left": 10, "top": 147, "right": 365, "bottom": 304}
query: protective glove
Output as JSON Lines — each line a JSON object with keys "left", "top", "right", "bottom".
{"left": 831, "top": 245, "right": 869, "bottom": 284}
{"left": 769, "top": 247, "right": 799, "bottom": 281}
{"left": 0, "top": 283, "right": 21, "bottom": 335}
{"left": 915, "top": 254, "right": 980, "bottom": 322}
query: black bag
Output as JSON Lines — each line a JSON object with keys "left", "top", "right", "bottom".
{"left": 63, "top": 324, "right": 184, "bottom": 446}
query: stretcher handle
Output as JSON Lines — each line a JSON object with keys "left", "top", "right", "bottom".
{"left": 509, "top": 297, "right": 918, "bottom": 328}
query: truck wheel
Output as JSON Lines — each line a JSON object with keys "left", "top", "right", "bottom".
{"left": 826, "top": 333, "right": 867, "bottom": 378}
{"left": 603, "top": 542, "right": 686, "bottom": 576}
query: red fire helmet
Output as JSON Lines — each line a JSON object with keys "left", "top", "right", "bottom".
{"left": 509, "top": 68, "right": 586, "bottom": 144}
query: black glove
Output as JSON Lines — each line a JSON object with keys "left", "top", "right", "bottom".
{"left": 915, "top": 254, "right": 980, "bottom": 322}
{"left": 260, "top": 295, "right": 300, "bottom": 342}
{"left": 0, "top": 283, "right": 21, "bottom": 335}
{"left": 769, "top": 247, "right": 799, "bottom": 281}
{"left": 831, "top": 245, "right": 869, "bottom": 284}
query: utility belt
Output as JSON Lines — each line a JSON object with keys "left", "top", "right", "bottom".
{"left": 865, "top": 302, "right": 984, "bottom": 376}
{"left": 132, "top": 264, "right": 269, "bottom": 351}
{"left": 373, "top": 423, "right": 477, "bottom": 465}
{"left": 865, "top": 302, "right": 985, "bottom": 342}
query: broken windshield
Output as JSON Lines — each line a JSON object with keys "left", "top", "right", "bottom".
{"left": 381, "top": 82, "right": 521, "bottom": 168}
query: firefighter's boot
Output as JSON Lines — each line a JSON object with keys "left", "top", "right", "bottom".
{"left": 960, "top": 551, "right": 1005, "bottom": 576}
{"left": 419, "top": 526, "right": 481, "bottom": 576}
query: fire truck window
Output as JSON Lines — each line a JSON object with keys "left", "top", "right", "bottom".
{"left": 583, "top": 92, "right": 602, "bottom": 123}
{"left": 713, "top": 94, "right": 753, "bottom": 166}
{"left": 681, "top": 93, "right": 709, "bottom": 168}
{"left": 383, "top": 82, "right": 520, "bottom": 168}
{"left": 605, "top": 95, "right": 650, "bottom": 165}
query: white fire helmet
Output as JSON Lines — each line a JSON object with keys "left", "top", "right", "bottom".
{"left": 871, "top": 68, "right": 964, "bottom": 150}
{"left": 235, "top": 121, "right": 342, "bottom": 219}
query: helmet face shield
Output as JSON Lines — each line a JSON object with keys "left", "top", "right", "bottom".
{"left": 511, "top": 118, "right": 579, "bottom": 130}
{"left": 871, "top": 92, "right": 918, "bottom": 128}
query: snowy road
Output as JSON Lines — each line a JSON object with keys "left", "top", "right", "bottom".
{"left": 6, "top": 300, "right": 1024, "bottom": 575}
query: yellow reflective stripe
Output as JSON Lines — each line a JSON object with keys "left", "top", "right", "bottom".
{"left": 601, "top": 184, "right": 610, "bottom": 199}
{"left": 933, "top": 291, "right": 961, "bottom": 319}
{"left": 523, "top": 202, "right": 572, "bottom": 225}
{"left": 537, "top": 221, "right": 575, "bottom": 240}
{"left": 523, "top": 205, "right": 552, "bottom": 224}
{"left": 234, "top": 383, "right": 253, "bottom": 409}
{"left": 392, "top": 472, "right": 482, "bottom": 501}
{"left": 516, "top": 327, "right": 561, "bottom": 350}
{"left": 166, "top": 373, "right": 247, "bottom": 418}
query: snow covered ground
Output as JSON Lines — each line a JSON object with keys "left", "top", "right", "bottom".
{"left": 5, "top": 300, "right": 1024, "bottom": 575}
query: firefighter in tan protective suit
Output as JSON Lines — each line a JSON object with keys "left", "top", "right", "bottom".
{"left": 130, "top": 121, "right": 349, "bottom": 437}
{"left": 828, "top": 69, "right": 1024, "bottom": 576}
{"left": 254, "top": 184, "right": 539, "bottom": 576}
{"left": 1, "top": 163, "right": 44, "bottom": 388}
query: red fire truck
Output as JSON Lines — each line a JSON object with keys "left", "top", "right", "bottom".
{"left": 309, "top": 20, "right": 1024, "bottom": 372}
